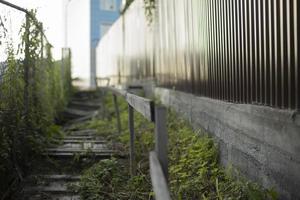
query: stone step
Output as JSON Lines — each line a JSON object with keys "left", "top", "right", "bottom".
{"left": 45, "top": 151, "right": 117, "bottom": 159}
{"left": 24, "top": 175, "right": 80, "bottom": 197}
{"left": 69, "top": 101, "right": 101, "bottom": 110}
{"left": 72, "top": 90, "right": 100, "bottom": 97}
{"left": 71, "top": 97, "right": 102, "bottom": 103}
{"left": 63, "top": 108, "right": 94, "bottom": 119}
{"left": 26, "top": 174, "right": 80, "bottom": 184}
{"left": 45, "top": 147, "right": 120, "bottom": 158}
{"left": 23, "top": 92, "right": 111, "bottom": 200}
{"left": 68, "top": 129, "right": 98, "bottom": 136}
{"left": 51, "top": 142, "right": 108, "bottom": 149}
{"left": 63, "top": 112, "right": 98, "bottom": 127}
{"left": 27, "top": 194, "right": 80, "bottom": 200}
{"left": 62, "top": 139, "right": 106, "bottom": 144}
{"left": 46, "top": 148, "right": 114, "bottom": 153}
{"left": 59, "top": 142, "right": 107, "bottom": 149}
{"left": 64, "top": 135, "right": 96, "bottom": 140}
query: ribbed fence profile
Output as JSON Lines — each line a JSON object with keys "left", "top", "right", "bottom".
{"left": 96, "top": 0, "right": 299, "bottom": 110}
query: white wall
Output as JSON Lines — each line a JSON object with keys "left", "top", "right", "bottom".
{"left": 67, "top": 0, "right": 90, "bottom": 87}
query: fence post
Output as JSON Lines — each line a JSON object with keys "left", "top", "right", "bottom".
{"left": 128, "top": 104, "right": 135, "bottom": 176}
{"left": 113, "top": 94, "right": 122, "bottom": 134}
{"left": 40, "top": 23, "right": 43, "bottom": 59}
{"left": 154, "top": 106, "right": 168, "bottom": 179}
{"left": 24, "top": 13, "right": 30, "bottom": 125}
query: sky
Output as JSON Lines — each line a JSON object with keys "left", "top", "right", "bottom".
{"left": 0, "top": 0, "right": 65, "bottom": 60}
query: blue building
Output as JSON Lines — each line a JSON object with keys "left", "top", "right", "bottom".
{"left": 90, "top": 0, "right": 122, "bottom": 87}
{"left": 91, "top": 0, "right": 122, "bottom": 48}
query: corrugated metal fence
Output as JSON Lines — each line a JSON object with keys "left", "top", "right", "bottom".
{"left": 96, "top": 0, "right": 299, "bottom": 110}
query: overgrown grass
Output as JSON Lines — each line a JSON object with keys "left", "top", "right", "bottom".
{"left": 77, "top": 92, "right": 277, "bottom": 200}
{"left": 0, "top": 11, "right": 72, "bottom": 199}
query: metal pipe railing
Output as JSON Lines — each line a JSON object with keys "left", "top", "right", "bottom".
{"left": 0, "top": 0, "right": 28, "bottom": 13}
{"left": 0, "top": 0, "right": 49, "bottom": 44}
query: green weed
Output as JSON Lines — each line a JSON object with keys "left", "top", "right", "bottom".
{"left": 0, "top": 11, "right": 72, "bottom": 198}
{"left": 77, "top": 92, "right": 278, "bottom": 200}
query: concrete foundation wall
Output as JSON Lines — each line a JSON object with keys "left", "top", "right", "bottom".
{"left": 154, "top": 87, "right": 300, "bottom": 200}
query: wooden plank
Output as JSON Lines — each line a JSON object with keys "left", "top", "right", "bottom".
{"left": 104, "top": 87, "right": 154, "bottom": 122}
{"left": 105, "top": 86, "right": 127, "bottom": 97}
{"left": 126, "top": 93, "right": 154, "bottom": 122}
{"left": 149, "top": 151, "right": 171, "bottom": 200}
{"left": 128, "top": 105, "right": 135, "bottom": 176}
{"left": 113, "top": 94, "right": 122, "bottom": 134}
{"left": 155, "top": 106, "right": 168, "bottom": 179}
{"left": 112, "top": 87, "right": 126, "bottom": 96}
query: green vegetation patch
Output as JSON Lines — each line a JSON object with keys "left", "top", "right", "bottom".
{"left": 79, "top": 158, "right": 152, "bottom": 200}
{"left": 0, "top": 11, "right": 72, "bottom": 198}
{"left": 77, "top": 92, "right": 277, "bottom": 200}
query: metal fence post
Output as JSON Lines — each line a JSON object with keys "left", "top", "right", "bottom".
{"left": 40, "top": 23, "right": 43, "bottom": 59}
{"left": 113, "top": 94, "right": 122, "bottom": 134}
{"left": 154, "top": 106, "right": 168, "bottom": 179}
{"left": 128, "top": 104, "right": 135, "bottom": 176}
{"left": 24, "top": 13, "right": 30, "bottom": 125}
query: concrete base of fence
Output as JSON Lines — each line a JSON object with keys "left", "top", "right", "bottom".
{"left": 154, "top": 87, "right": 300, "bottom": 200}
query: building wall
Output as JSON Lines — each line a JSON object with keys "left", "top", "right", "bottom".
{"left": 154, "top": 87, "right": 300, "bottom": 200}
{"left": 91, "top": 0, "right": 122, "bottom": 48}
{"left": 95, "top": 0, "right": 300, "bottom": 198}
{"left": 96, "top": 0, "right": 300, "bottom": 110}
{"left": 66, "top": 0, "right": 121, "bottom": 87}
{"left": 90, "top": 0, "right": 122, "bottom": 87}
{"left": 96, "top": 0, "right": 155, "bottom": 85}
{"left": 67, "top": 0, "right": 91, "bottom": 87}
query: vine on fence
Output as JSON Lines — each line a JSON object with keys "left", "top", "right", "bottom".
{"left": 143, "top": 0, "right": 156, "bottom": 25}
{"left": 0, "top": 10, "right": 72, "bottom": 199}
{"left": 121, "top": 0, "right": 156, "bottom": 25}
{"left": 0, "top": 16, "right": 7, "bottom": 45}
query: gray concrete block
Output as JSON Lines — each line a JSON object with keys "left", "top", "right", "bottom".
{"left": 154, "top": 87, "right": 300, "bottom": 199}
{"left": 230, "top": 146, "right": 262, "bottom": 183}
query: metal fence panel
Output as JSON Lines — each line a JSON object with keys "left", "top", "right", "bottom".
{"left": 96, "top": 0, "right": 299, "bottom": 110}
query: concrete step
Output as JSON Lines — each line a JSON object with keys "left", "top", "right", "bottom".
{"left": 50, "top": 141, "right": 108, "bottom": 149}
{"left": 69, "top": 100, "right": 101, "bottom": 111}
{"left": 45, "top": 146, "right": 119, "bottom": 158}
{"left": 62, "top": 139, "right": 106, "bottom": 144}
{"left": 72, "top": 90, "right": 101, "bottom": 98}
{"left": 71, "top": 97, "right": 102, "bottom": 103}
{"left": 68, "top": 129, "right": 98, "bottom": 136}
{"left": 29, "top": 174, "right": 80, "bottom": 180}
{"left": 27, "top": 194, "right": 80, "bottom": 200}
{"left": 63, "top": 108, "right": 94, "bottom": 119}
{"left": 26, "top": 174, "right": 80, "bottom": 185}
{"left": 23, "top": 91, "right": 112, "bottom": 200}
{"left": 46, "top": 148, "right": 114, "bottom": 153}
{"left": 45, "top": 151, "right": 117, "bottom": 159}
{"left": 64, "top": 135, "right": 96, "bottom": 140}
{"left": 59, "top": 141, "right": 107, "bottom": 149}
{"left": 63, "top": 112, "right": 98, "bottom": 127}
{"left": 24, "top": 175, "right": 80, "bottom": 199}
